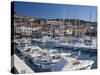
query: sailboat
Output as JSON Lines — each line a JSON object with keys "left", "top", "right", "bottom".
{"left": 84, "top": 14, "right": 97, "bottom": 52}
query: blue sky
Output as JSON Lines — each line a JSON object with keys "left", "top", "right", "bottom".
{"left": 13, "top": 1, "right": 97, "bottom": 22}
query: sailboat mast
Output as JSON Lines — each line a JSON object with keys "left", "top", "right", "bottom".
{"left": 63, "top": 9, "right": 65, "bottom": 36}
{"left": 69, "top": 16, "right": 71, "bottom": 43}
{"left": 74, "top": 11, "right": 77, "bottom": 37}
{"left": 69, "top": 16, "right": 70, "bottom": 24}
{"left": 90, "top": 13, "right": 92, "bottom": 46}
{"left": 78, "top": 18, "right": 80, "bottom": 37}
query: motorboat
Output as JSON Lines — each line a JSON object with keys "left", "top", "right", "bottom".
{"left": 62, "top": 57, "right": 94, "bottom": 71}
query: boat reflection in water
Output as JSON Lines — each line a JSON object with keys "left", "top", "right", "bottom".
{"left": 15, "top": 38, "right": 96, "bottom": 72}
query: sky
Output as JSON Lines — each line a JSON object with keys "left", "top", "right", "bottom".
{"left": 13, "top": 1, "right": 97, "bottom": 22}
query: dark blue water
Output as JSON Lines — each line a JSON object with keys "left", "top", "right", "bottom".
{"left": 31, "top": 41, "right": 97, "bottom": 69}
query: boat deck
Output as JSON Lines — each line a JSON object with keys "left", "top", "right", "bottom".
{"left": 62, "top": 57, "right": 94, "bottom": 71}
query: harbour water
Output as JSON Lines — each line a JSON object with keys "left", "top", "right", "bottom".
{"left": 31, "top": 41, "right": 97, "bottom": 69}
{"left": 15, "top": 38, "right": 97, "bottom": 73}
